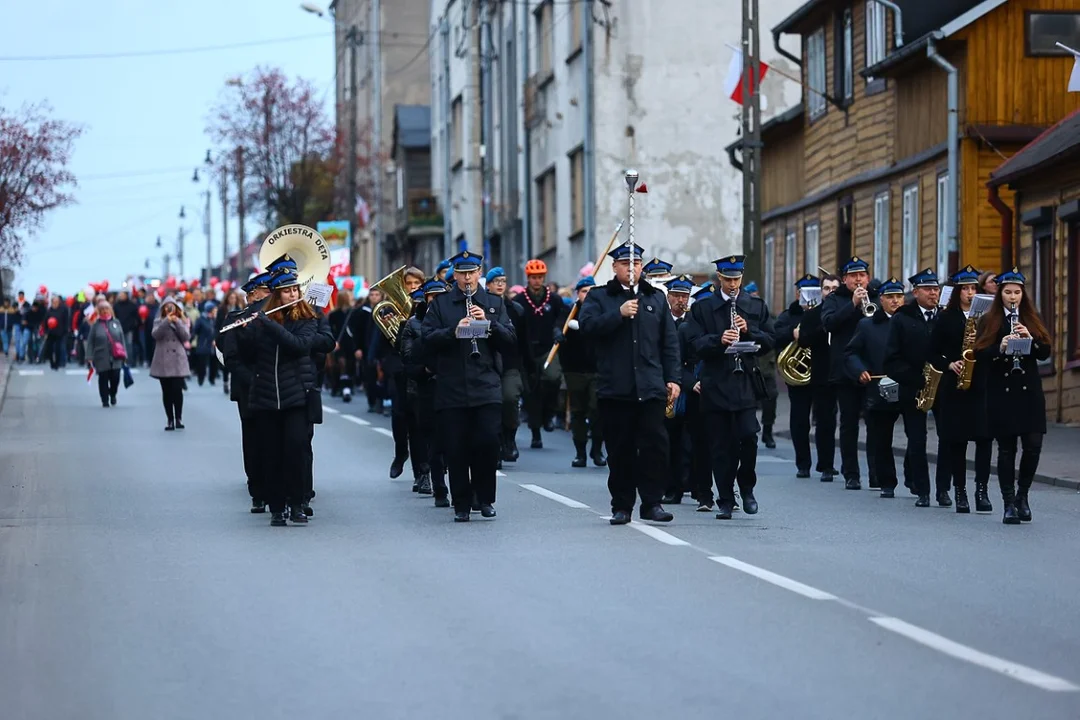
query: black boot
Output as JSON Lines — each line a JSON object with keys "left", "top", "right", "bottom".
{"left": 530, "top": 428, "right": 542, "bottom": 449}
{"left": 289, "top": 505, "right": 308, "bottom": 524}
{"left": 974, "top": 482, "right": 993, "bottom": 514}
{"left": 250, "top": 498, "right": 266, "bottom": 514}
{"left": 954, "top": 485, "right": 970, "bottom": 514}
{"left": 418, "top": 473, "right": 433, "bottom": 495}
{"left": 270, "top": 511, "right": 287, "bottom": 527}
{"left": 1014, "top": 489, "right": 1032, "bottom": 522}
{"left": 936, "top": 490, "right": 953, "bottom": 508}
{"left": 762, "top": 425, "right": 776, "bottom": 449}
{"left": 572, "top": 440, "right": 587, "bottom": 468}
{"left": 590, "top": 442, "right": 607, "bottom": 467}
{"left": 501, "top": 436, "right": 517, "bottom": 463}
{"left": 509, "top": 437, "right": 520, "bottom": 461}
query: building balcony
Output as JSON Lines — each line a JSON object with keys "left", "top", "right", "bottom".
{"left": 398, "top": 189, "right": 443, "bottom": 233}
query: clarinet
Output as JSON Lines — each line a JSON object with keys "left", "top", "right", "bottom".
{"left": 1008, "top": 300, "right": 1022, "bottom": 374}
{"left": 464, "top": 282, "right": 481, "bottom": 358}
{"left": 731, "top": 287, "right": 744, "bottom": 375}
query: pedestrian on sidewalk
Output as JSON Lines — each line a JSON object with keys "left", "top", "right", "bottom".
{"left": 150, "top": 299, "right": 191, "bottom": 431}
{"left": 85, "top": 300, "right": 125, "bottom": 408}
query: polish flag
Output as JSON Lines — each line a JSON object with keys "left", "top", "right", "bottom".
{"left": 724, "top": 49, "right": 769, "bottom": 105}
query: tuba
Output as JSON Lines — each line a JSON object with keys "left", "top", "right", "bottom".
{"left": 258, "top": 224, "right": 332, "bottom": 294}
{"left": 370, "top": 266, "right": 414, "bottom": 345}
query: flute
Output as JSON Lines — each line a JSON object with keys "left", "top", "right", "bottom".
{"left": 218, "top": 298, "right": 303, "bottom": 333}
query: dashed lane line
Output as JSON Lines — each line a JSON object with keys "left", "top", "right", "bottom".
{"left": 627, "top": 521, "right": 691, "bottom": 546}
{"left": 371, "top": 427, "right": 394, "bottom": 438}
{"left": 340, "top": 414, "right": 370, "bottom": 426}
{"left": 519, "top": 484, "right": 589, "bottom": 509}
{"left": 322, "top": 406, "right": 340, "bottom": 415}
{"left": 708, "top": 556, "right": 838, "bottom": 600}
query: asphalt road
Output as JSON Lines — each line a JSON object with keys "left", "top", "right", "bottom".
{"left": 2, "top": 367, "right": 1080, "bottom": 719}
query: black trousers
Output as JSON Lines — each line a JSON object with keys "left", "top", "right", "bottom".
{"left": 788, "top": 384, "right": 813, "bottom": 473}
{"left": 45, "top": 335, "right": 66, "bottom": 369}
{"left": 943, "top": 438, "right": 992, "bottom": 491}
{"left": 254, "top": 407, "right": 309, "bottom": 513}
{"left": 97, "top": 368, "right": 120, "bottom": 403}
{"left": 600, "top": 398, "right": 668, "bottom": 513}
{"left": 406, "top": 391, "right": 431, "bottom": 479}
{"left": 439, "top": 404, "right": 501, "bottom": 511}
{"left": 415, "top": 387, "right": 448, "bottom": 499}
{"left": 811, "top": 384, "right": 838, "bottom": 472}
{"left": 389, "top": 371, "right": 412, "bottom": 464}
{"left": 299, "top": 423, "right": 315, "bottom": 503}
{"left": 868, "top": 404, "right": 930, "bottom": 495}
{"left": 996, "top": 433, "right": 1043, "bottom": 499}
{"left": 159, "top": 377, "right": 184, "bottom": 422}
{"left": 239, "top": 408, "right": 261, "bottom": 499}
{"left": 704, "top": 407, "right": 760, "bottom": 506}
{"left": 835, "top": 384, "right": 864, "bottom": 480}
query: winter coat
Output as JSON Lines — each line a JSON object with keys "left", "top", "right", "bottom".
{"left": 883, "top": 301, "right": 938, "bottom": 408}
{"left": 86, "top": 317, "right": 126, "bottom": 373}
{"left": 794, "top": 304, "right": 832, "bottom": 387}
{"left": 844, "top": 310, "right": 895, "bottom": 412}
{"left": 512, "top": 287, "right": 568, "bottom": 360}
{"left": 558, "top": 300, "right": 596, "bottom": 374}
{"left": 975, "top": 318, "right": 1051, "bottom": 437}
{"left": 237, "top": 315, "right": 320, "bottom": 412}
{"left": 193, "top": 316, "right": 217, "bottom": 356}
{"left": 821, "top": 285, "right": 877, "bottom": 385}
{"left": 150, "top": 316, "right": 192, "bottom": 378}
{"left": 578, "top": 279, "right": 680, "bottom": 403}
{"left": 929, "top": 306, "right": 989, "bottom": 441}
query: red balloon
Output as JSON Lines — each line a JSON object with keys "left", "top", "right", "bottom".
{"left": 138, "top": 305, "right": 150, "bottom": 320}
{"left": 65, "top": 296, "right": 75, "bottom": 307}
{"left": 46, "top": 317, "right": 58, "bottom": 330}
{"left": 190, "top": 279, "right": 200, "bottom": 288}
{"left": 156, "top": 286, "right": 167, "bottom": 299}
{"left": 209, "top": 276, "right": 220, "bottom": 287}
{"left": 38, "top": 284, "right": 48, "bottom": 296}
{"left": 178, "top": 282, "right": 188, "bottom": 292}
{"left": 100, "top": 281, "right": 109, "bottom": 292}
{"left": 343, "top": 278, "right": 356, "bottom": 291}
{"left": 165, "top": 277, "right": 177, "bottom": 289}
{"left": 219, "top": 281, "right": 232, "bottom": 293}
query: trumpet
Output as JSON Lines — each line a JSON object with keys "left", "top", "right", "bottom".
{"left": 858, "top": 283, "right": 877, "bottom": 317}
{"left": 218, "top": 298, "right": 302, "bottom": 333}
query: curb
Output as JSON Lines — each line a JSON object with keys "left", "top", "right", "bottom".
{"left": 774, "top": 430, "right": 1080, "bottom": 492}
{"left": 0, "top": 358, "right": 10, "bottom": 417}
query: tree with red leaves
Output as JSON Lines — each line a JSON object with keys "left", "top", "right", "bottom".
{"left": 0, "top": 101, "right": 81, "bottom": 294}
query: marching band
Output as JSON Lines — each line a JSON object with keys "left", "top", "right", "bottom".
{"left": 217, "top": 167, "right": 1052, "bottom": 530}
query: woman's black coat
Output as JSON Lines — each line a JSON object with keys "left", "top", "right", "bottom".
{"left": 974, "top": 318, "right": 1051, "bottom": 437}
{"left": 237, "top": 315, "right": 320, "bottom": 412}
{"left": 929, "top": 306, "right": 989, "bottom": 441}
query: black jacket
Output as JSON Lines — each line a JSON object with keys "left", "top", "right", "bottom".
{"left": 237, "top": 315, "right": 320, "bottom": 412}
{"left": 795, "top": 304, "right": 832, "bottom": 386}
{"left": 578, "top": 279, "right": 680, "bottom": 402}
{"left": 559, "top": 300, "right": 595, "bottom": 374}
{"left": 929, "top": 306, "right": 988, "bottom": 440}
{"left": 683, "top": 291, "right": 774, "bottom": 412}
{"left": 821, "top": 286, "right": 874, "bottom": 385}
{"left": 421, "top": 285, "right": 516, "bottom": 410}
{"left": 218, "top": 306, "right": 256, "bottom": 412}
{"left": 113, "top": 299, "right": 139, "bottom": 334}
{"left": 512, "top": 288, "right": 568, "bottom": 359}
{"left": 844, "top": 309, "right": 894, "bottom": 411}
{"left": 883, "top": 301, "right": 937, "bottom": 407}
{"left": 975, "top": 317, "right": 1051, "bottom": 437}
{"left": 311, "top": 314, "right": 336, "bottom": 390}
{"left": 401, "top": 305, "right": 436, "bottom": 398}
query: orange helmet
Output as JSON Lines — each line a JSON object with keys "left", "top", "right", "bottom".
{"left": 525, "top": 259, "right": 548, "bottom": 276}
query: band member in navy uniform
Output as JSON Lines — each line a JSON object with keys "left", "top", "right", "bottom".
{"left": 483, "top": 267, "right": 526, "bottom": 464}
{"left": 661, "top": 274, "right": 693, "bottom": 503}
{"left": 798, "top": 274, "right": 840, "bottom": 481}
{"left": 972, "top": 268, "right": 1052, "bottom": 524}
{"left": 421, "top": 251, "right": 516, "bottom": 522}
{"left": 219, "top": 270, "right": 273, "bottom": 512}
{"left": 684, "top": 283, "right": 718, "bottom": 511}
{"left": 683, "top": 255, "right": 775, "bottom": 520}
{"left": 844, "top": 277, "right": 906, "bottom": 498}
{"left": 929, "top": 265, "right": 993, "bottom": 513}
{"left": 883, "top": 268, "right": 941, "bottom": 508}
{"left": 579, "top": 241, "right": 680, "bottom": 525}
{"left": 561, "top": 275, "right": 606, "bottom": 468}
{"left": 774, "top": 274, "right": 821, "bottom": 478}
{"left": 821, "top": 257, "right": 876, "bottom": 489}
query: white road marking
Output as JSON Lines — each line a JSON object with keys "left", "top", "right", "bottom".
{"left": 869, "top": 616, "right": 1080, "bottom": 692}
{"left": 371, "top": 427, "right": 394, "bottom": 438}
{"left": 496, "top": 470, "right": 507, "bottom": 477}
{"left": 322, "top": 406, "right": 340, "bottom": 414}
{"left": 629, "top": 522, "right": 690, "bottom": 546}
{"left": 709, "top": 556, "right": 838, "bottom": 600}
{"left": 65, "top": 369, "right": 83, "bottom": 376}
{"left": 341, "top": 415, "right": 370, "bottom": 426}
{"left": 756, "top": 456, "right": 788, "bottom": 463}
{"left": 17, "top": 369, "right": 44, "bottom": 376}
{"left": 519, "top": 484, "right": 589, "bottom": 509}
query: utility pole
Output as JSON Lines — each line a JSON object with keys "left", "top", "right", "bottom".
{"left": 177, "top": 224, "right": 186, "bottom": 278}
{"left": 203, "top": 189, "right": 212, "bottom": 286}
{"left": 583, "top": 0, "right": 596, "bottom": 265}
{"left": 441, "top": 16, "right": 452, "bottom": 261}
{"left": 235, "top": 147, "right": 247, "bottom": 278}
{"left": 164, "top": 253, "right": 171, "bottom": 278}
{"left": 371, "top": 0, "right": 383, "bottom": 277}
{"left": 219, "top": 165, "right": 229, "bottom": 280}
{"left": 469, "top": 0, "right": 483, "bottom": 254}
{"left": 346, "top": 24, "right": 360, "bottom": 274}
{"left": 481, "top": 0, "right": 494, "bottom": 261}
{"left": 741, "top": 0, "right": 763, "bottom": 284}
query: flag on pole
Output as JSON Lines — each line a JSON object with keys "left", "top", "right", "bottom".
{"left": 1056, "top": 43, "right": 1080, "bottom": 92}
{"left": 86, "top": 365, "right": 95, "bottom": 384}
{"left": 724, "top": 48, "right": 770, "bottom": 105}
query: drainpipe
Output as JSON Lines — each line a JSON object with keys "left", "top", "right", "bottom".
{"left": 441, "top": 17, "right": 452, "bottom": 261}
{"left": 772, "top": 29, "right": 801, "bottom": 67}
{"left": 521, "top": 0, "right": 532, "bottom": 265}
{"left": 583, "top": 0, "right": 596, "bottom": 267}
{"left": 927, "top": 36, "right": 957, "bottom": 270}
{"left": 875, "top": 0, "right": 904, "bottom": 49}
{"left": 988, "top": 184, "right": 1014, "bottom": 270}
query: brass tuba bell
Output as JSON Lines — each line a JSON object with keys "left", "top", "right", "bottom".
{"left": 370, "top": 266, "right": 415, "bottom": 345}
{"left": 777, "top": 341, "right": 813, "bottom": 386}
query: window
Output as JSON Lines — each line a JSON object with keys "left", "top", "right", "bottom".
{"left": 451, "top": 96, "right": 463, "bottom": 167}
{"left": 569, "top": 147, "right": 584, "bottom": 235}
{"left": 396, "top": 166, "right": 404, "bottom": 210}
{"left": 873, "top": 192, "right": 890, "bottom": 280}
{"left": 936, "top": 174, "right": 950, "bottom": 282}
{"left": 1068, "top": 221, "right": 1080, "bottom": 360}
{"left": 569, "top": 0, "right": 584, "bottom": 54}
{"left": 764, "top": 233, "right": 776, "bottom": 309}
{"left": 1033, "top": 224, "right": 1053, "bottom": 326}
{"left": 804, "top": 222, "right": 820, "bottom": 276}
{"left": 838, "top": 8, "right": 854, "bottom": 102}
{"left": 807, "top": 28, "right": 827, "bottom": 119}
{"left": 1026, "top": 12, "right": 1080, "bottom": 56}
{"left": 901, "top": 184, "right": 920, "bottom": 286}
{"left": 784, "top": 229, "right": 798, "bottom": 305}
{"left": 536, "top": 1, "right": 554, "bottom": 76}
{"left": 536, "top": 169, "right": 557, "bottom": 251}
{"left": 866, "top": 1, "right": 887, "bottom": 69}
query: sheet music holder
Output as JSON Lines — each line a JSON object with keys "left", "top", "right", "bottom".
{"left": 304, "top": 282, "right": 334, "bottom": 308}
{"left": 725, "top": 341, "right": 761, "bottom": 355}
{"left": 1006, "top": 337, "right": 1032, "bottom": 356}
{"left": 800, "top": 287, "right": 822, "bottom": 306}
{"left": 969, "top": 294, "right": 994, "bottom": 318}
{"left": 938, "top": 285, "right": 953, "bottom": 307}
{"left": 455, "top": 320, "right": 491, "bottom": 340}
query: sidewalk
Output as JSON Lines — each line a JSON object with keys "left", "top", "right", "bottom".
{"left": 770, "top": 389, "right": 1080, "bottom": 491}
{"left": 0, "top": 354, "right": 10, "bottom": 415}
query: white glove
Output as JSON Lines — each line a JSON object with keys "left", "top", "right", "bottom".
{"left": 567, "top": 319, "right": 579, "bottom": 331}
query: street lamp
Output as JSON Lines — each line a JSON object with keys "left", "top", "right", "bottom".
{"left": 300, "top": 3, "right": 326, "bottom": 17}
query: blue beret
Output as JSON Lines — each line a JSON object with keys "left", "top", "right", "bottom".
{"left": 436, "top": 259, "right": 452, "bottom": 273}
{"left": 485, "top": 267, "right": 506, "bottom": 283}
{"left": 744, "top": 281, "right": 758, "bottom": 293}
{"left": 575, "top": 276, "right": 596, "bottom": 291}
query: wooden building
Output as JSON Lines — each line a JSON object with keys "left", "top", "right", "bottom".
{"left": 730, "top": 0, "right": 1080, "bottom": 312}
{"left": 988, "top": 109, "right": 1080, "bottom": 424}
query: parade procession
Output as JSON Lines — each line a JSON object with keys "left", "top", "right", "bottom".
{"left": 5, "top": 0, "right": 1080, "bottom": 717}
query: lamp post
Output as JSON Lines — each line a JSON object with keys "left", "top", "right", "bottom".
{"left": 178, "top": 205, "right": 186, "bottom": 278}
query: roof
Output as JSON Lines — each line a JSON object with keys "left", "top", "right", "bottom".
{"left": 774, "top": 0, "right": 987, "bottom": 40}
{"left": 392, "top": 104, "right": 431, "bottom": 152}
{"left": 988, "top": 108, "right": 1080, "bottom": 188}
{"left": 724, "top": 104, "right": 805, "bottom": 153}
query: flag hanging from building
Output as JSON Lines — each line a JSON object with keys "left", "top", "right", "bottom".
{"left": 724, "top": 48, "right": 769, "bottom": 105}
{"left": 1070, "top": 53, "right": 1080, "bottom": 92}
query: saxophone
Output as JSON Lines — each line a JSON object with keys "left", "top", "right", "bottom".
{"left": 915, "top": 362, "right": 943, "bottom": 412}
{"left": 956, "top": 314, "right": 977, "bottom": 391}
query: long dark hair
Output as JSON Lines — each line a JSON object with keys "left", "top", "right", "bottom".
{"left": 972, "top": 282, "right": 1051, "bottom": 352}
{"left": 264, "top": 287, "right": 317, "bottom": 324}
{"left": 945, "top": 283, "right": 974, "bottom": 312}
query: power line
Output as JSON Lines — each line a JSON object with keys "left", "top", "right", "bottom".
{"left": 0, "top": 33, "right": 329, "bottom": 62}
{"left": 78, "top": 167, "right": 193, "bottom": 181}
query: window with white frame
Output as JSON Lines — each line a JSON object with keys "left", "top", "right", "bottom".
{"left": 785, "top": 229, "right": 798, "bottom": 305}
{"left": 936, "top": 174, "right": 950, "bottom": 281}
{"left": 396, "top": 167, "right": 404, "bottom": 210}
{"left": 804, "top": 222, "right": 820, "bottom": 276}
{"left": 866, "top": 1, "right": 887, "bottom": 70}
{"left": 764, "top": 233, "right": 776, "bottom": 309}
{"left": 873, "top": 192, "right": 890, "bottom": 280}
{"left": 807, "top": 28, "right": 827, "bottom": 119}
{"left": 902, "top": 184, "right": 920, "bottom": 286}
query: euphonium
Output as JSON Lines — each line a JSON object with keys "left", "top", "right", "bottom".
{"left": 370, "top": 266, "right": 414, "bottom": 345}
{"left": 956, "top": 314, "right": 978, "bottom": 391}
{"left": 915, "top": 362, "right": 943, "bottom": 412}
{"left": 777, "top": 338, "right": 813, "bottom": 386}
